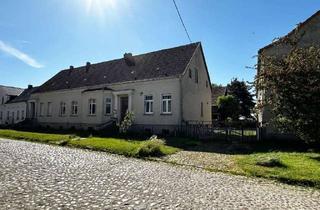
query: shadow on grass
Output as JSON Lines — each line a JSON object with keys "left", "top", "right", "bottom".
{"left": 165, "top": 137, "right": 320, "bottom": 155}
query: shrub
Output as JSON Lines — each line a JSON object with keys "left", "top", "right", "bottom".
{"left": 137, "top": 139, "right": 165, "bottom": 157}
{"left": 256, "top": 157, "right": 286, "bottom": 168}
{"left": 119, "top": 111, "right": 135, "bottom": 134}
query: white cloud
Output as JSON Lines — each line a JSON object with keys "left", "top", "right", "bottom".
{"left": 0, "top": 40, "right": 43, "bottom": 68}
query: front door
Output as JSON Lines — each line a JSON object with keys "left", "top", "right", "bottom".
{"left": 120, "top": 96, "right": 128, "bottom": 122}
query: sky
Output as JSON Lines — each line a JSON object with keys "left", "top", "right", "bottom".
{"left": 0, "top": 0, "right": 320, "bottom": 88}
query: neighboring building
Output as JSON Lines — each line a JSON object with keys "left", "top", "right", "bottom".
{"left": 0, "top": 85, "right": 24, "bottom": 124}
{"left": 30, "top": 42, "right": 212, "bottom": 132}
{"left": 211, "top": 85, "right": 227, "bottom": 121}
{"left": 2, "top": 85, "right": 38, "bottom": 125}
{"left": 257, "top": 10, "right": 320, "bottom": 138}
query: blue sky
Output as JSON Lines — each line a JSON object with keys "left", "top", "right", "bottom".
{"left": 0, "top": 0, "right": 319, "bottom": 88}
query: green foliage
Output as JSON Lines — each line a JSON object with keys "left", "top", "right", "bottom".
{"left": 137, "top": 139, "right": 166, "bottom": 157}
{"left": 217, "top": 95, "right": 240, "bottom": 120}
{"left": 0, "top": 129, "right": 71, "bottom": 144}
{"left": 119, "top": 111, "right": 135, "bottom": 134}
{"left": 258, "top": 46, "right": 320, "bottom": 143}
{"left": 227, "top": 78, "right": 255, "bottom": 117}
{"left": 255, "top": 157, "right": 286, "bottom": 168}
{"left": 236, "top": 152, "right": 320, "bottom": 188}
{"left": 0, "top": 129, "right": 179, "bottom": 158}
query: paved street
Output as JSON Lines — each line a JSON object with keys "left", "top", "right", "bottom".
{"left": 0, "top": 139, "right": 319, "bottom": 209}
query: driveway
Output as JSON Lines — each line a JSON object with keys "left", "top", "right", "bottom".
{"left": 0, "top": 139, "right": 319, "bottom": 209}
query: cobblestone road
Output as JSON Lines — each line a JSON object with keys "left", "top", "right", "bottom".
{"left": 0, "top": 139, "right": 319, "bottom": 209}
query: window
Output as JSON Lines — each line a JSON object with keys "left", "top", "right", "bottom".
{"left": 7, "top": 111, "right": 9, "bottom": 120}
{"left": 161, "top": 94, "right": 172, "bottom": 114}
{"left": 105, "top": 97, "right": 112, "bottom": 115}
{"left": 60, "top": 102, "right": 66, "bottom": 116}
{"left": 144, "top": 95, "right": 153, "bottom": 114}
{"left": 201, "top": 102, "right": 204, "bottom": 117}
{"left": 195, "top": 68, "right": 199, "bottom": 83}
{"left": 40, "top": 103, "right": 44, "bottom": 116}
{"left": 71, "top": 101, "right": 78, "bottom": 116}
{"left": 21, "top": 110, "right": 25, "bottom": 120}
{"left": 189, "top": 69, "right": 192, "bottom": 78}
{"left": 1, "top": 97, "right": 3, "bottom": 104}
{"left": 17, "top": 110, "right": 20, "bottom": 120}
{"left": 0, "top": 111, "right": 2, "bottom": 120}
{"left": 12, "top": 112, "right": 14, "bottom": 120}
{"left": 89, "top": 99, "right": 96, "bottom": 115}
{"left": 47, "top": 102, "right": 52, "bottom": 116}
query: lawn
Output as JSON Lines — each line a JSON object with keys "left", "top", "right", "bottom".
{"left": 164, "top": 137, "right": 320, "bottom": 189}
{"left": 0, "top": 129, "right": 179, "bottom": 158}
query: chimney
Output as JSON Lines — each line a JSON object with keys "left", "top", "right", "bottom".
{"left": 124, "top": 53, "right": 135, "bottom": 66}
{"left": 86, "top": 62, "right": 91, "bottom": 72}
{"left": 28, "top": 85, "right": 33, "bottom": 89}
{"left": 68, "top": 66, "right": 74, "bottom": 75}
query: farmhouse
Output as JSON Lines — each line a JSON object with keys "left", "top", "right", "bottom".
{"left": 0, "top": 85, "right": 24, "bottom": 124}
{"left": 27, "top": 42, "right": 211, "bottom": 132}
{"left": 257, "top": 10, "right": 320, "bottom": 138}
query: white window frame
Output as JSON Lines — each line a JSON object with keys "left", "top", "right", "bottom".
{"left": 71, "top": 101, "right": 78, "bottom": 116}
{"left": 47, "top": 102, "right": 52, "bottom": 116}
{"left": 60, "top": 102, "right": 66, "bottom": 116}
{"left": 144, "top": 95, "right": 153, "bottom": 114}
{"left": 89, "top": 99, "right": 96, "bottom": 115}
{"left": 105, "top": 97, "right": 112, "bottom": 115}
{"left": 161, "top": 94, "right": 172, "bottom": 114}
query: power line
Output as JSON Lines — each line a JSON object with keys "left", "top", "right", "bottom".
{"left": 172, "top": 0, "right": 192, "bottom": 43}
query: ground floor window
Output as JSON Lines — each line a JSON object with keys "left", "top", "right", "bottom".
{"left": 162, "top": 94, "right": 172, "bottom": 114}
{"left": 71, "top": 101, "right": 78, "bottom": 115}
{"left": 105, "top": 97, "right": 112, "bottom": 115}
{"left": 40, "top": 103, "right": 44, "bottom": 116}
{"left": 17, "top": 110, "right": 20, "bottom": 120}
{"left": 60, "top": 102, "right": 66, "bottom": 116}
{"left": 201, "top": 102, "right": 203, "bottom": 117}
{"left": 47, "top": 102, "right": 52, "bottom": 116}
{"left": 89, "top": 99, "right": 96, "bottom": 115}
{"left": 21, "top": 110, "right": 25, "bottom": 120}
{"left": 0, "top": 111, "right": 2, "bottom": 120}
{"left": 144, "top": 95, "right": 153, "bottom": 114}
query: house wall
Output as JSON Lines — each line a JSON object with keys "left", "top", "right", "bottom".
{"left": 181, "top": 45, "right": 212, "bottom": 123}
{"left": 0, "top": 102, "right": 26, "bottom": 125}
{"left": 32, "top": 78, "right": 181, "bottom": 129}
{"left": 258, "top": 13, "right": 320, "bottom": 137}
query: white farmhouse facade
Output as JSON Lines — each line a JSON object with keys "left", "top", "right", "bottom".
{"left": 3, "top": 43, "right": 212, "bottom": 133}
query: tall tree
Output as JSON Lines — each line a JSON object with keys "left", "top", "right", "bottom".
{"left": 217, "top": 95, "right": 240, "bottom": 121}
{"left": 227, "top": 78, "right": 255, "bottom": 118}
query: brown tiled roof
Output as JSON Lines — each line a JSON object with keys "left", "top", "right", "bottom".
{"left": 35, "top": 42, "right": 200, "bottom": 93}
{"left": 211, "top": 86, "right": 227, "bottom": 105}
{"left": 259, "top": 10, "right": 320, "bottom": 53}
{"left": 6, "top": 87, "right": 39, "bottom": 104}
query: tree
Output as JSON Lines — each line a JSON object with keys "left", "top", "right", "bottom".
{"left": 257, "top": 44, "right": 320, "bottom": 143}
{"left": 227, "top": 78, "right": 255, "bottom": 118}
{"left": 217, "top": 95, "right": 240, "bottom": 121}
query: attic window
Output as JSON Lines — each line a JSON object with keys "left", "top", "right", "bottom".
{"left": 131, "top": 71, "right": 135, "bottom": 74}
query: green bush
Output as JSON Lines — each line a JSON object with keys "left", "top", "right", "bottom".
{"left": 137, "top": 139, "right": 165, "bottom": 157}
{"left": 256, "top": 157, "right": 286, "bottom": 168}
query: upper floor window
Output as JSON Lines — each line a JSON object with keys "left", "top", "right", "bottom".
{"left": 195, "top": 68, "right": 199, "bottom": 83}
{"left": 189, "top": 69, "right": 192, "bottom": 78}
{"left": 39, "top": 103, "right": 44, "bottom": 116}
{"left": 206, "top": 80, "right": 209, "bottom": 88}
{"left": 71, "top": 101, "right": 78, "bottom": 116}
{"left": 1, "top": 97, "right": 4, "bottom": 104}
{"left": 47, "top": 102, "right": 52, "bottom": 116}
{"left": 89, "top": 99, "right": 96, "bottom": 115}
{"left": 161, "top": 94, "right": 172, "bottom": 114}
{"left": 105, "top": 97, "right": 112, "bottom": 115}
{"left": 144, "top": 95, "right": 153, "bottom": 114}
{"left": 60, "top": 102, "right": 66, "bottom": 116}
